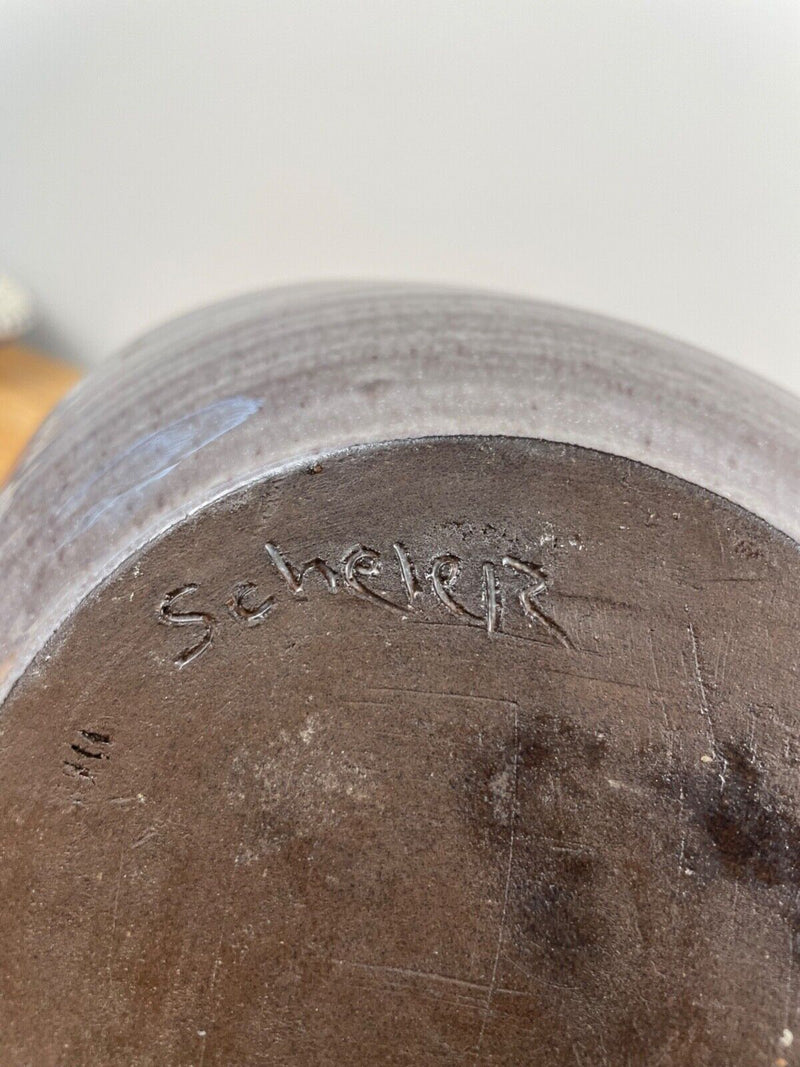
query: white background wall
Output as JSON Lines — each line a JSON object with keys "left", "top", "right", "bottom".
{"left": 1, "top": 0, "right": 798, "bottom": 393}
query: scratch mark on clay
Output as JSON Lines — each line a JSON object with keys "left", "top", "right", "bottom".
{"left": 647, "top": 628, "right": 662, "bottom": 691}
{"left": 365, "top": 685, "right": 519, "bottom": 709}
{"left": 474, "top": 702, "right": 520, "bottom": 1061}
{"left": 674, "top": 784, "right": 688, "bottom": 898}
{"left": 715, "top": 628, "right": 733, "bottom": 692}
{"left": 131, "top": 828, "right": 158, "bottom": 850}
{"left": 333, "top": 960, "right": 530, "bottom": 1000}
{"left": 687, "top": 621, "right": 719, "bottom": 760}
{"left": 56, "top": 396, "right": 261, "bottom": 547}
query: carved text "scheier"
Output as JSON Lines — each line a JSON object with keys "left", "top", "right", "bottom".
{"left": 158, "top": 540, "right": 573, "bottom": 668}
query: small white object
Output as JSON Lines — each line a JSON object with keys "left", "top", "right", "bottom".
{"left": 0, "top": 275, "right": 34, "bottom": 341}
{"left": 779, "top": 1028, "right": 793, "bottom": 1048}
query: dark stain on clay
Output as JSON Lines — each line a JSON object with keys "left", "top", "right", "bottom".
{"left": 460, "top": 712, "right": 800, "bottom": 1060}
{"left": 458, "top": 711, "right": 721, "bottom": 1060}
{"left": 461, "top": 712, "right": 616, "bottom": 972}
{"left": 664, "top": 740, "right": 800, "bottom": 962}
{"left": 462, "top": 713, "right": 611, "bottom": 831}
{"left": 473, "top": 718, "right": 800, "bottom": 920}
{"left": 659, "top": 741, "right": 800, "bottom": 895}
{"left": 516, "top": 849, "right": 600, "bottom": 958}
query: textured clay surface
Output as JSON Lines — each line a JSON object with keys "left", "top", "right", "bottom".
{"left": 1, "top": 438, "right": 799, "bottom": 1066}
